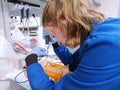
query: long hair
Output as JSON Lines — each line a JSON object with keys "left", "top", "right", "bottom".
{"left": 42, "top": 0, "right": 105, "bottom": 48}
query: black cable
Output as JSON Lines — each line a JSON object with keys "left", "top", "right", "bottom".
{"left": 32, "top": 14, "right": 39, "bottom": 27}
{"left": 14, "top": 69, "right": 28, "bottom": 83}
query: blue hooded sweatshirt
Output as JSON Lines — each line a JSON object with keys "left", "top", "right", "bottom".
{"left": 27, "top": 18, "right": 120, "bottom": 90}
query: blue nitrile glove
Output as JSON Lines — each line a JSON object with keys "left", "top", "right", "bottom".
{"left": 29, "top": 47, "right": 47, "bottom": 57}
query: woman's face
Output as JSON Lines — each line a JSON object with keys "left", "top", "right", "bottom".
{"left": 45, "top": 25, "right": 66, "bottom": 45}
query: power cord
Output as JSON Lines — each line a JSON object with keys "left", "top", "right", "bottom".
{"left": 14, "top": 69, "right": 28, "bottom": 83}
{"left": 32, "top": 14, "right": 39, "bottom": 27}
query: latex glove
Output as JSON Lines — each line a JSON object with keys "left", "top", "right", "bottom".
{"left": 13, "top": 41, "right": 28, "bottom": 54}
{"left": 29, "top": 47, "right": 47, "bottom": 57}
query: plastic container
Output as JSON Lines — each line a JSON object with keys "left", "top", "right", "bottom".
{"left": 42, "top": 61, "right": 69, "bottom": 82}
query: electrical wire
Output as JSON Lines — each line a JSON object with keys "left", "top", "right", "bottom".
{"left": 32, "top": 14, "right": 39, "bottom": 27}
{"left": 14, "top": 69, "right": 28, "bottom": 83}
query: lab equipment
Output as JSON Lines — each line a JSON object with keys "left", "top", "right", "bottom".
{"left": 25, "top": 6, "right": 30, "bottom": 38}
{"left": 20, "top": 7, "right": 25, "bottom": 34}
{"left": 29, "top": 38, "right": 38, "bottom": 48}
{"left": 28, "top": 47, "right": 47, "bottom": 57}
{"left": 43, "top": 29, "right": 57, "bottom": 44}
{"left": 13, "top": 41, "right": 28, "bottom": 54}
{"left": 11, "top": 27, "right": 25, "bottom": 42}
{"left": 42, "top": 61, "right": 69, "bottom": 82}
{"left": 0, "top": 36, "right": 16, "bottom": 80}
{"left": 0, "top": 36, "right": 15, "bottom": 58}
{"left": 43, "top": 28, "right": 50, "bottom": 45}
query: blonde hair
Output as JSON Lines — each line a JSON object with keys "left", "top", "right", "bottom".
{"left": 42, "top": 0, "right": 105, "bottom": 48}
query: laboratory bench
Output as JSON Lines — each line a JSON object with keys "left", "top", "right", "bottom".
{"left": 0, "top": 53, "right": 31, "bottom": 90}
{"left": 0, "top": 53, "right": 69, "bottom": 90}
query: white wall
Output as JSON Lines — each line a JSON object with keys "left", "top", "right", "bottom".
{"left": 118, "top": 0, "right": 120, "bottom": 17}
{"left": 0, "top": 0, "right": 11, "bottom": 43}
{"left": 0, "top": 0, "right": 5, "bottom": 36}
{"left": 98, "top": 0, "right": 119, "bottom": 17}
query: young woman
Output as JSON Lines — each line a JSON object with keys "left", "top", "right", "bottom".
{"left": 25, "top": 0, "right": 120, "bottom": 90}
